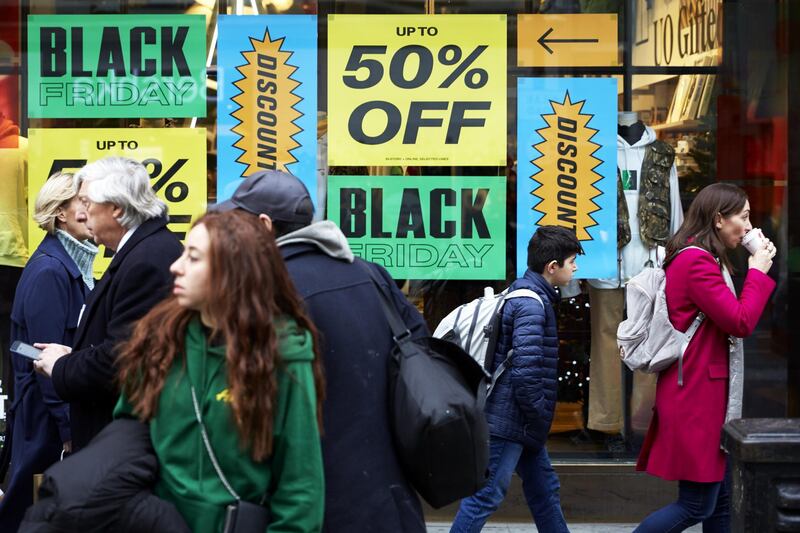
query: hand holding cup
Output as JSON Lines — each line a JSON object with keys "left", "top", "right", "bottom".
{"left": 745, "top": 228, "right": 775, "bottom": 273}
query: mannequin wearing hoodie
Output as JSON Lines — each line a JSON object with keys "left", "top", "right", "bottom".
{"left": 586, "top": 112, "right": 683, "bottom": 446}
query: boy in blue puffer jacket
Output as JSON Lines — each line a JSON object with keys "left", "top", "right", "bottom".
{"left": 451, "top": 226, "right": 583, "bottom": 533}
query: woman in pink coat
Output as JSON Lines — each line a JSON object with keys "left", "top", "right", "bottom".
{"left": 634, "top": 183, "right": 776, "bottom": 533}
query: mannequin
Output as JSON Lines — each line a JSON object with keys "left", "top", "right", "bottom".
{"left": 585, "top": 111, "right": 683, "bottom": 449}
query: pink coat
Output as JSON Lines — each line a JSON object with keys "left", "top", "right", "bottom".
{"left": 636, "top": 248, "right": 775, "bottom": 482}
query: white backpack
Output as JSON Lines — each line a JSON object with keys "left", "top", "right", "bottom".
{"left": 434, "top": 287, "right": 543, "bottom": 395}
{"left": 616, "top": 246, "right": 707, "bottom": 386}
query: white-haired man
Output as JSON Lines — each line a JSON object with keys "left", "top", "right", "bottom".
{"left": 35, "top": 157, "right": 182, "bottom": 451}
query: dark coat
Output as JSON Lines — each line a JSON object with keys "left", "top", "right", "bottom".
{"left": 0, "top": 234, "right": 88, "bottom": 532}
{"left": 18, "top": 419, "right": 190, "bottom": 533}
{"left": 484, "top": 270, "right": 560, "bottom": 450}
{"left": 280, "top": 236, "right": 429, "bottom": 533}
{"left": 51, "top": 215, "right": 182, "bottom": 450}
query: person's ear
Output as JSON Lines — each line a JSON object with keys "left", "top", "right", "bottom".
{"left": 258, "top": 213, "right": 273, "bottom": 232}
{"left": 56, "top": 207, "right": 67, "bottom": 223}
{"left": 547, "top": 260, "right": 558, "bottom": 273}
{"left": 715, "top": 212, "right": 723, "bottom": 229}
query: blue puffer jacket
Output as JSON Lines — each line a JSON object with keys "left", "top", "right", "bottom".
{"left": 484, "top": 269, "right": 560, "bottom": 450}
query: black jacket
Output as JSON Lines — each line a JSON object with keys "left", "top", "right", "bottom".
{"left": 19, "top": 419, "right": 190, "bottom": 533}
{"left": 51, "top": 215, "right": 182, "bottom": 450}
{"left": 277, "top": 222, "right": 429, "bottom": 533}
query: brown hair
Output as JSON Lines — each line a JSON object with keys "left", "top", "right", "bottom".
{"left": 117, "top": 210, "right": 324, "bottom": 461}
{"left": 665, "top": 183, "right": 749, "bottom": 272}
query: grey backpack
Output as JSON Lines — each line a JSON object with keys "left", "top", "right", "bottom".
{"left": 617, "top": 246, "right": 707, "bottom": 386}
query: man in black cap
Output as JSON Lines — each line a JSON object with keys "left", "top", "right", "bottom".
{"left": 214, "top": 170, "right": 428, "bottom": 533}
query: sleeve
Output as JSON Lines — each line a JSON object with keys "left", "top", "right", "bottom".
{"left": 112, "top": 391, "right": 136, "bottom": 419}
{"left": 669, "top": 164, "right": 684, "bottom": 234}
{"left": 267, "top": 361, "right": 324, "bottom": 533}
{"left": 24, "top": 263, "right": 73, "bottom": 442}
{"left": 370, "top": 262, "right": 430, "bottom": 341}
{"left": 52, "top": 258, "right": 173, "bottom": 401}
{"left": 509, "top": 298, "right": 547, "bottom": 420}
{"left": 686, "top": 253, "right": 776, "bottom": 338}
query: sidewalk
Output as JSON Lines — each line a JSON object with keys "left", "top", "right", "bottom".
{"left": 427, "top": 523, "right": 702, "bottom": 532}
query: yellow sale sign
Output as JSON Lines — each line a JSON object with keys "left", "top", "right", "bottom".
{"left": 28, "top": 128, "right": 207, "bottom": 277}
{"left": 328, "top": 15, "right": 506, "bottom": 166}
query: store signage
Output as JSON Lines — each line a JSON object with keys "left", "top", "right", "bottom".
{"left": 327, "top": 15, "right": 506, "bottom": 166}
{"left": 517, "top": 78, "right": 617, "bottom": 279}
{"left": 217, "top": 15, "right": 317, "bottom": 204}
{"left": 635, "top": 0, "right": 722, "bottom": 67}
{"left": 27, "top": 15, "right": 206, "bottom": 118}
{"left": 29, "top": 128, "right": 207, "bottom": 276}
{"left": 518, "top": 14, "right": 618, "bottom": 67}
{"left": 328, "top": 175, "right": 506, "bottom": 280}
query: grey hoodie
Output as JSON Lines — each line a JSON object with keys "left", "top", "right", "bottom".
{"left": 589, "top": 126, "right": 683, "bottom": 288}
{"left": 276, "top": 220, "right": 354, "bottom": 263}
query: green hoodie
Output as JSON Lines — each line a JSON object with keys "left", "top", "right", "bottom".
{"left": 114, "top": 317, "right": 324, "bottom": 533}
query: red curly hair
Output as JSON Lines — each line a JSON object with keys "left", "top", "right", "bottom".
{"left": 116, "top": 210, "right": 324, "bottom": 461}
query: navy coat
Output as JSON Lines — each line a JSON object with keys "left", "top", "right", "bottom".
{"left": 484, "top": 270, "right": 560, "bottom": 450}
{"left": 280, "top": 238, "right": 429, "bottom": 533}
{"left": 51, "top": 215, "right": 182, "bottom": 451}
{"left": 0, "top": 234, "right": 88, "bottom": 531}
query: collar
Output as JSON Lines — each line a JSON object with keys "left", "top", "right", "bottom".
{"left": 517, "top": 269, "right": 559, "bottom": 304}
{"left": 116, "top": 224, "right": 140, "bottom": 253}
{"left": 107, "top": 215, "right": 170, "bottom": 272}
{"left": 55, "top": 229, "right": 98, "bottom": 289}
{"left": 35, "top": 233, "right": 82, "bottom": 280}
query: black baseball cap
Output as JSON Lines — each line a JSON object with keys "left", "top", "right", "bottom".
{"left": 212, "top": 170, "right": 314, "bottom": 225}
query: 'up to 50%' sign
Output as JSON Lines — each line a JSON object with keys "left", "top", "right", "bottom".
{"left": 327, "top": 15, "right": 506, "bottom": 166}
{"left": 328, "top": 175, "right": 506, "bottom": 280}
{"left": 27, "top": 15, "right": 206, "bottom": 118}
{"left": 28, "top": 128, "right": 207, "bottom": 277}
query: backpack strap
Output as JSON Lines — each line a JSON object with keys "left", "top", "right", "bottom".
{"left": 486, "top": 289, "right": 545, "bottom": 396}
{"left": 464, "top": 298, "right": 484, "bottom": 355}
{"left": 672, "top": 245, "right": 711, "bottom": 386}
{"left": 676, "top": 311, "right": 705, "bottom": 386}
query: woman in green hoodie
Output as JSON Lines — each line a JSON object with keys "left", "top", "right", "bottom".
{"left": 114, "top": 210, "right": 325, "bottom": 533}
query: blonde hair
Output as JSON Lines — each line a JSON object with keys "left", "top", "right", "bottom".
{"left": 33, "top": 172, "right": 78, "bottom": 234}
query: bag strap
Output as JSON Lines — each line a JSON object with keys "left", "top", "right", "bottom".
{"left": 670, "top": 246, "right": 709, "bottom": 386}
{"left": 191, "top": 386, "right": 241, "bottom": 502}
{"left": 356, "top": 262, "right": 413, "bottom": 348}
{"left": 486, "top": 289, "right": 545, "bottom": 395}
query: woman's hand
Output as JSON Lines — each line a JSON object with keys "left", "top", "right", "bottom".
{"left": 748, "top": 237, "right": 776, "bottom": 274}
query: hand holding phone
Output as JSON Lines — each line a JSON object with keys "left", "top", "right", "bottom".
{"left": 10, "top": 340, "right": 43, "bottom": 361}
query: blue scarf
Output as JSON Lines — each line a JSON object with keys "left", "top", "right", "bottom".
{"left": 55, "top": 229, "right": 98, "bottom": 290}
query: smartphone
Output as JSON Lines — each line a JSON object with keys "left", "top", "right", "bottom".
{"left": 10, "top": 340, "right": 42, "bottom": 361}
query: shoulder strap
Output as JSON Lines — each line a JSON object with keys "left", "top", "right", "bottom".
{"left": 191, "top": 386, "right": 241, "bottom": 502}
{"left": 356, "top": 262, "right": 412, "bottom": 346}
{"left": 487, "top": 289, "right": 546, "bottom": 395}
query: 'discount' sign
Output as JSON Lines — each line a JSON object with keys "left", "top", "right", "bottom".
{"left": 328, "top": 175, "right": 506, "bottom": 280}
{"left": 27, "top": 15, "right": 206, "bottom": 118}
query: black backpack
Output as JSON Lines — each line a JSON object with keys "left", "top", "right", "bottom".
{"left": 363, "top": 266, "right": 490, "bottom": 508}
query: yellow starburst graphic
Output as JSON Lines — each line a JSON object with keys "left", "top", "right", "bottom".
{"left": 231, "top": 30, "right": 303, "bottom": 176}
{"left": 529, "top": 91, "right": 603, "bottom": 241}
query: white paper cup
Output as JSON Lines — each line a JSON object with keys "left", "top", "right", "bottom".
{"left": 742, "top": 228, "right": 764, "bottom": 255}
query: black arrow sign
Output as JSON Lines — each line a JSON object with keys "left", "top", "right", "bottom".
{"left": 537, "top": 27, "right": 599, "bottom": 55}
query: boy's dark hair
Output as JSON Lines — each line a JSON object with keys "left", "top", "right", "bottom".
{"left": 527, "top": 225, "right": 584, "bottom": 273}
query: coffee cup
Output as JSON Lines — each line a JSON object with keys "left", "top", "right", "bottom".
{"left": 742, "top": 228, "right": 764, "bottom": 255}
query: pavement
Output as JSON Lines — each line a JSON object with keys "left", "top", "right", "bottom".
{"left": 426, "top": 523, "right": 702, "bottom": 532}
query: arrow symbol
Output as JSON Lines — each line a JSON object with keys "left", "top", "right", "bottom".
{"left": 537, "top": 27, "right": 599, "bottom": 55}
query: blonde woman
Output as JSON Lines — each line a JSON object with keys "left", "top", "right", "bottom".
{"left": 0, "top": 173, "right": 97, "bottom": 531}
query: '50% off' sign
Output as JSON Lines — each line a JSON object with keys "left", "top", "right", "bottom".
{"left": 328, "top": 15, "right": 506, "bottom": 167}
{"left": 28, "top": 128, "right": 207, "bottom": 277}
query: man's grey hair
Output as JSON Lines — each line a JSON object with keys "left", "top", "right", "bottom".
{"left": 75, "top": 157, "right": 167, "bottom": 228}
